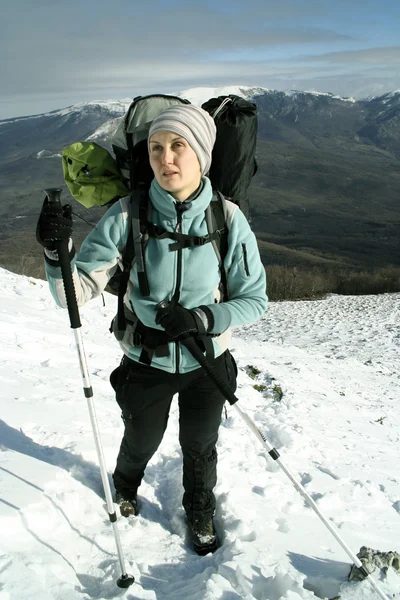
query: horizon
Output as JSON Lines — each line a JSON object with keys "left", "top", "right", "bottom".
{"left": 1, "top": 84, "right": 400, "bottom": 123}
{"left": 1, "top": 0, "right": 399, "bottom": 120}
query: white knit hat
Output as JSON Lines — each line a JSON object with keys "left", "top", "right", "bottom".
{"left": 148, "top": 104, "right": 216, "bottom": 175}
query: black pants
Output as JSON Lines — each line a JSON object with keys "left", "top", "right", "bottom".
{"left": 111, "top": 349, "right": 237, "bottom": 527}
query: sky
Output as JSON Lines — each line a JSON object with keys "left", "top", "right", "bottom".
{"left": 1, "top": 267, "right": 400, "bottom": 599}
{"left": 1, "top": 0, "right": 399, "bottom": 120}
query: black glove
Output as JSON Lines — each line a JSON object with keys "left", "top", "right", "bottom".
{"left": 36, "top": 198, "right": 73, "bottom": 250}
{"left": 156, "top": 304, "right": 213, "bottom": 341}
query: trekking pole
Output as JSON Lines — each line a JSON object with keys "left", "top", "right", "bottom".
{"left": 43, "top": 188, "right": 134, "bottom": 589}
{"left": 179, "top": 335, "right": 389, "bottom": 600}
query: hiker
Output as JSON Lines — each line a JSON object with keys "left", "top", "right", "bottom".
{"left": 36, "top": 103, "right": 267, "bottom": 555}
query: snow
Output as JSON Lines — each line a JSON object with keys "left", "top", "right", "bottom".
{"left": 0, "top": 100, "right": 132, "bottom": 126}
{"left": 37, "top": 150, "right": 62, "bottom": 159}
{"left": 86, "top": 117, "right": 124, "bottom": 141}
{"left": 378, "top": 91, "right": 400, "bottom": 103}
{"left": 176, "top": 86, "right": 357, "bottom": 105}
{"left": 53, "top": 99, "right": 132, "bottom": 118}
{"left": 292, "top": 90, "right": 357, "bottom": 103}
{"left": 176, "top": 86, "right": 269, "bottom": 106}
{"left": 0, "top": 267, "right": 399, "bottom": 600}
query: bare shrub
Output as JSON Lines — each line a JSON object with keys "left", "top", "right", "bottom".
{"left": 265, "top": 266, "right": 336, "bottom": 300}
{"left": 335, "top": 267, "right": 400, "bottom": 295}
{"left": 265, "top": 265, "right": 400, "bottom": 300}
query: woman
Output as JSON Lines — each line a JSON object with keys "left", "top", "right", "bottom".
{"left": 37, "top": 104, "right": 267, "bottom": 555}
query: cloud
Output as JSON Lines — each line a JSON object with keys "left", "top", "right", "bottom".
{"left": 1, "top": 0, "right": 399, "bottom": 118}
{"left": 1, "top": 0, "right": 353, "bottom": 94}
{"left": 1, "top": 23, "right": 354, "bottom": 97}
{"left": 300, "top": 45, "right": 400, "bottom": 65}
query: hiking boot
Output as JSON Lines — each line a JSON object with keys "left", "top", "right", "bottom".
{"left": 115, "top": 491, "right": 138, "bottom": 517}
{"left": 189, "top": 518, "right": 219, "bottom": 555}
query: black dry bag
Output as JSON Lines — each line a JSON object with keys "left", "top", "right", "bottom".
{"left": 202, "top": 95, "right": 258, "bottom": 219}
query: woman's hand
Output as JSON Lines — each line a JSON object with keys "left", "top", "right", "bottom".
{"left": 36, "top": 198, "right": 73, "bottom": 250}
{"left": 156, "top": 304, "right": 212, "bottom": 341}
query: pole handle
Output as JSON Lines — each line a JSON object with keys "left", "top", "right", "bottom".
{"left": 155, "top": 300, "right": 239, "bottom": 405}
{"left": 44, "top": 188, "right": 81, "bottom": 329}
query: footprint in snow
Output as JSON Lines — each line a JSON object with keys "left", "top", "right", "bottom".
{"left": 275, "top": 518, "right": 290, "bottom": 533}
{"left": 300, "top": 472, "right": 312, "bottom": 486}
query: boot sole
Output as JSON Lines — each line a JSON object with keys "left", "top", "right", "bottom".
{"left": 193, "top": 535, "right": 219, "bottom": 556}
{"left": 117, "top": 499, "right": 138, "bottom": 518}
{"left": 120, "top": 505, "right": 137, "bottom": 518}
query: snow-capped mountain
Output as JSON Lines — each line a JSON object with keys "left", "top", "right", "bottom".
{"left": 0, "top": 99, "right": 132, "bottom": 127}
{"left": 177, "top": 85, "right": 268, "bottom": 105}
{"left": 1, "top": 85, "right": 400, "bottom": 281}
{"left": 0, "top": 85, "right": 361, "bottom": 126}
{"left": 67, "top": 86, "right": 400, "bottom": 156}
{"left": 2, "top": 85, "right": 399, "bottom": 155}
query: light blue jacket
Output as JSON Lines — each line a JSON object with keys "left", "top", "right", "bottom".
{"left": 45, "top": 177, "right": 267, "bottom": 373}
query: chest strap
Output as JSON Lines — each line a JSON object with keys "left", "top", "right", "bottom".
{"left": 146, "top": 222, "right": 224, "bottom": 251}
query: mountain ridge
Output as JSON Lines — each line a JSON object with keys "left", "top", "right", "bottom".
{"left": 0, "top": 85, "right": 399, "bottom": 278}
{"left": 1, "top": 85, "right": 384, "bottom": 123}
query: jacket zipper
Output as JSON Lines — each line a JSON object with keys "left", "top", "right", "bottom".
{"left": 242, "top": 243, "right": 250, "bottom": 276}
{"left": 173, "top": 213, "right": 183, "bottom": 305}
{"left": 172, "top": 208, "right": 184, "bottom": 373}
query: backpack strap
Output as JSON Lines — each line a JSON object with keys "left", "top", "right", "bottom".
{"left": 117, "top": 222, "right": 134, "bottom": 332}
{"left": 207, "top": 191, "right": 229, "bottom": 300}
{"left": 131, "top": 186, "right": 150, "bottom": 296}
{"left": 116, "top": 186, "right": 150, "bottom": 332}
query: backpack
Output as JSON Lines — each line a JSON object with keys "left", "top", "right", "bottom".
{"left": 202, "top": 96, "right": 258, "bottom": 220}
{"left": 62, "top": 93, "right": 258, "bottom": 333}
{"left": 61, "top": 141, "right": 129, "bottom": 208}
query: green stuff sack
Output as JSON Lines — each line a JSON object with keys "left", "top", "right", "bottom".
{"left": 62, "top": 142, "right": 129, "bottom": 208}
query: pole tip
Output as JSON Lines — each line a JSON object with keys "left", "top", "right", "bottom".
{"left": 116, "top": 573, "right": 135, "bottom": 588}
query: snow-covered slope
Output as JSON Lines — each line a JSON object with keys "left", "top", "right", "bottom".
{"left": 0, "top": 100, "right": 132, "bottom": 127}
{"left": 0, "top": 268, "right": 399, "bottom": 600}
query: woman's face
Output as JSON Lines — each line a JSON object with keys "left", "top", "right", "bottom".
{"left": 149, "top": 131, "right": 202, "bottom": 202}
